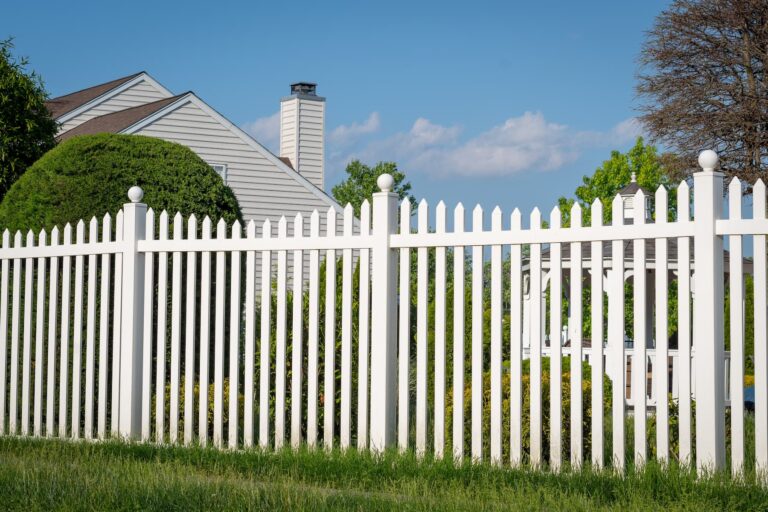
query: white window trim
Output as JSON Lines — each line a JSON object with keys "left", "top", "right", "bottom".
{"left": 210, "top": 162, "right": 228, "bottom": 183}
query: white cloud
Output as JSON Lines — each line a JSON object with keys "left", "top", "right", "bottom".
{"left": 241, "top": 111, "right": 280, "bottom": 152}
{"left": 332, "top": 113, "right": 648, "bottom": 178}
{"left": 421, "top": 112, "right": 575, "bottom": 176}
{"left": 610, "top": 117, "right": 646, "bottom": 143}
{"left": 244, "top": 109, "right": 647, "bottom": 180}
{"left": 329, "top": 112, "right": 381, "bottom": 145}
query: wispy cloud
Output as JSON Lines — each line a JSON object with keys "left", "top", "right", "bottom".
{"left": 242, "top": 108, "right": 646, "bottom": 180}
{"left": 241, "top": 111, "right": 280, "bottom": 152}
{"left": 329, "top": 112, "right": 381, "bottom": 145}
{"left": 334, "top": 113, "right": 646, "bottom": 178}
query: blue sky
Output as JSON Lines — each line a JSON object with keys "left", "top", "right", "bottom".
{"left": 3, "top": 0, "right": 671, "bottom": 217}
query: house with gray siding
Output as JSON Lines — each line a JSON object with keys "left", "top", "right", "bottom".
{"left": 45, "top": 72, "right": 343, "bottom": 237}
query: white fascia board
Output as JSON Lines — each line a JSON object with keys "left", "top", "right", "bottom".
{"left": 125, "top": 92, "right": 345, "bottom": 215}
{"left": 56, "top": 72, "right": 174, "bottom": 123}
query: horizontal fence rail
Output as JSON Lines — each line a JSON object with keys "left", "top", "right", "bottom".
{"left": 0, "top": 152, "right": 766, "bottom": 477}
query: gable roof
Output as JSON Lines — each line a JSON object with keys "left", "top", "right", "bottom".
{"left": 57, "top": 93, "right": 189, "bottom": 141}
{"left": 120, "top": 92, "right": 345, "bottom": 213}
{"left": 45, "top": 72, "right": 144, "bottom": 119}
{"left": 51, "top": 71, "right": 344, "bottom": 214}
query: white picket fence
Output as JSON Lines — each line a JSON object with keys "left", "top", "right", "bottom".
{"left": 0, "top": 151, "right": 766, "bottom": 475}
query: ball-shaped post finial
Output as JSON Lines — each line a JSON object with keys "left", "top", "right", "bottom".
{"left": 698, "top": 150, "right": 719, "bottom": 172}
{"left": 127, "top": 186, "right": 144, "bottom": 203}
{"left": 377, "top": 173, "right": 395, "bottom": 193}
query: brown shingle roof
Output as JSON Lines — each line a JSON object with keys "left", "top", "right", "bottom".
{"left": 45, "top": 72, "right": 144, "bottom": 119}
{"left": 57, "top": 94, "right": 188, "bottom": 141}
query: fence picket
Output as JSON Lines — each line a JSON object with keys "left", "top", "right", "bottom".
{"left": 357, "top": 201, "right": 371, "bottom": 450}
{"left": 71, "top": 222, "right": 85, "bottom": 439}
{"left": 398, "top": 199, "right": 411, "bottom": 452}
{"left": 244, "top": 220, "right": 256, "bottom": 448}
{"left": 169, "top": 213, "right": 183, "bottom": 443}
{"left": 229, "top": 220, "right": 242, "bottom": 449}
{"left": 453, "top": 204, "right": 466, "bottom": 462}
{"left": 570, "top": 204, "right": 583, "bottom": 466}
{"left": 549, "top": 207, "right": 563, "bottom": 470}
{"left": 155, "top": 212, "right": 169, "bottom": 442}
{"left": 199, "top": 216, "right": 212, "bottom": 446}
{"left": 184, "top": 215, "right": 198, "bottom": 445}
{"left": 489, "top": 207, "right": 503, "bottom": 465}
{"left": 213, "top": 218, "right": 226, "bottom": 448}
{"left": 141, "top": 210, "right": 155, "bottom": 441}
{"left": 98, "top": 215, "right": 112, "bottom": 439}
{"left": 590, "top": 199, "right": 604, "bottom": 468}
{"left": 259, "top": 219, "right": 272, "bottom": 448}
{"left": 34, "top": 229, "right": 47, "bottom": 436}
{"left": 46, "top": 227, "right": 59, "bottom": 437}
{"left": 341, "top": 205, "right": 354, "bottom": 449}
{"left": 754, "top": 179, "right": 767, "bottom": 473}
{"left": 275, "top": 217, "right": 288, "bottom": 449}
{"left": 9, "top": 232, "right": 21, "bottom": 435}
{"left": 529, "top": 208, "right": 542, "bottom": 467}
{"left": 84, "top": 219, "right": 98, "bottom": 439}
{"left": 307, "top": 212, "right": 320, "bottom": 447}
{"left": 632, "top": 191, "right": 647, "bottom": 466}
{"left": 728, "top": 178, "right": 744, "bottom": 473}
{"left": 416, "top": 200, "right": 429, "bottom": 457}
{"left": 21, "top": 230, "right": 35, "bottom": 436}
{"left": 110, "top": 211, "right": 123, "bottom": 435}
{"left": 655, "top": 186, "right": 669, "bottom": 462}
{"left": 677, "top": 181, "right": 692, "bottom": 463}
{"left": 509, "top": 209, "right": 522, "bottom": 465}
{"left": 58, "top": 226, "right": 71, "bottom": 438}
{"left": 0, "top": 230, "right": 8, "bottom": 436}
{"left": 324, "top": 209, "right": 337, "bottom": 449}
{"left": 291, "top": 214, "right": 304, "bottom": 448}
{"left": 471, "top": 205, "right": 484, "bottom": 462}
{"left": 434, "top": 201, "right": 447, "bottom": 459}
{"left": 610, "top": 195, "right": 625, "bottom": 470}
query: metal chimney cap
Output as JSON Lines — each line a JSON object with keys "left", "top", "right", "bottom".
{"left": 290, "top": 82, "right": 317, "bottom": 96}
{"left": 282, "top": 82, "right": 325, "bottom": 102}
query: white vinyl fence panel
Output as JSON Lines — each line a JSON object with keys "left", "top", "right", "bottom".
{"left": 0, "top": 151, "right": 765, "bottom": 477}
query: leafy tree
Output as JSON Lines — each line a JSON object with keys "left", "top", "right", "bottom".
{"left": 557, "top": 138, "right": 672, "bottom": 226}
{"left": 637, "top": 0, "right": 768, "bottom": 185}
{"left": 0, "top": 38, "right": 57, "bottom": 201}
{"left": 557, "top": 138, "right": 679, "bottom": 342}
{"left": 0, "top": 133, "right": 242, "bottom": 232}
{"left": 331, "top": 160, "right": 415, "bottom": 216}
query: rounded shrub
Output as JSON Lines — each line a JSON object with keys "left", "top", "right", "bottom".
{"left": 446, "top": 356, "right": 613, "bottom": 465}
{"left": 0, "top": 133, "right": 242, "bottom": 232}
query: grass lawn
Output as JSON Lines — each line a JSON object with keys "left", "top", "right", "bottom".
{"left": 0, "top": 437, "right": 766, "bottom": 511}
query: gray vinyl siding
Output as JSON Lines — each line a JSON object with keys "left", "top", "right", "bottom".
{"left": 134, "top": 101, "right": 342, "bottom": 238}
{"left": 58, "top": 80, "right": 171, "bottom": 134}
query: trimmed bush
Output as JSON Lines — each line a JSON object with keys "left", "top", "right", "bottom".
{"left": 446, "top": 356, "right": 613, "bottom": 465}
{"left": 0, "top": 133, "right": 242, "bottom": 232}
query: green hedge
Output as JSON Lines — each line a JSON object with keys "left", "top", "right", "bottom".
{"left": 447, "top": 356, "right": 613, "bottom": 464}
{"left": 0, "top": 133, "right": 242, "bottom": 232}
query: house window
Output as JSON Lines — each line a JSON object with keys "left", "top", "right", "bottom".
{"left": 210, "top": 163, "right": 228, "bottom": 182}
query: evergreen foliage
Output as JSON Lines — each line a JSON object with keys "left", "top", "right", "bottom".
{"left": 0, "top": 133, "right": 242, "bottom": 232}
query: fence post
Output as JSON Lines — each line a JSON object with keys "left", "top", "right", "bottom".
{"left": 693, "top": 150, "right": 726, "bottom": 472}
{"left": 118, "top": 186, "right": 147, "bottom": 438}
{"left": 369, "top": 174, "right": 399, "bottom": 453}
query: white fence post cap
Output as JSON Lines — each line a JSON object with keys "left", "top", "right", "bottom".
{"left": 698, "top": 150, "right": 718, "bottom": 171}
{"left": 127, "top": 186, "right": 144, "bottom": 203}
{"left": 377, "top": 173, "right": 394, "bottom": 193}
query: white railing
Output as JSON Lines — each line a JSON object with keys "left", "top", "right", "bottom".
{"left": 0, "top": 153, "right": 765, "bottom": 476}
